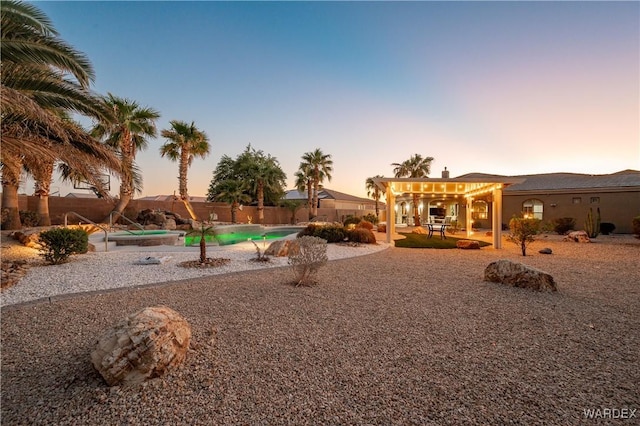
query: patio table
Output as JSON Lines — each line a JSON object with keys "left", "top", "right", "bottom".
{"left": 427, "top": 223, "right": 449, "bottom": 239}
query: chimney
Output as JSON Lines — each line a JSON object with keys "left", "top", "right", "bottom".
{"left": 441, "top": 167, "right": 450, "bottom": 179}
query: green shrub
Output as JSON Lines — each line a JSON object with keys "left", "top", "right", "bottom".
{"left": 19, "top": 210, "right": 40, "bottom": 227}
{"left": 343, "top": 215, "right": 361, "bottom": 227}
{"left": 288, "top": 236, "right": 328, "bottom": 286}
{"left": 362, "top": 213, "right": 379, "bottom": 225}
{"left": 506, "top": 216, "right": 541, "bottom": 256}
{"left": 347, "top": 228, "right": 377, "bottom": 244}
{"left": 553, "top": 217, "right": 576, "bottom": 235}
{"left": 313, "top": 224, "right": 347, "bottom": 243}
{"left": 633, "top": 216, "right": 640, "bottom": 237}
{"left": 599, "top": 222, "right": 615, "bottom": 235}
{"left": 38, "top": 228, "right": 89, "bottom": 264}
{"left": 356, "top": 220, "right": 374, "bottom": 230}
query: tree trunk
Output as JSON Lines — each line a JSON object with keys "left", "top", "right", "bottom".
{"left": 1, "top": 183, "right": 21, "bottom": 230}
{"left": 199, "top": 233, "right": 207, "bottom": 263}
{"left": 36, "top": 195, "right": 51, "bottom": 226}
{"left": 179, "top": 150, "right": 197, "bottom": 220}
{"left": 312, "top": 179, "right": 319, "bottom": 219}
{"left": 231, "top": 202, "right": 238, "bottom": 224}
{"left": 181, "top": 196, "right": 198, "bottom": 221}
{"left": 257, "top": 182, "right": 264, "bottom": 224}
{"left": 1, "top": 155, "right": 23, "bottom": 230}
{"left": 306, "top": 181, "right": 313, "bottom": 220}
{"left": 34, "top": 160, "right": 54, "bottom": 226}
{"left": 412, "top": 193, "right": 421, "bottom": 227}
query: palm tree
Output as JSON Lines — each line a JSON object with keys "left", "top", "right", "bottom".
{"left": 1, "top": 0, "right": 119, "bottom": 229}
{"left": 294, "top": 164, "right": 314, "bottom": 220}
{"left": 365, "top": 175, "right": 385, "bottom": 219}
{"left": 392, "top": 154, "right": 434, "bottom": 226}
{"left": 300, "top": 149, "right": 333, "bottom": 219}
{"left": 237, "top": 146, "right": 287, "bottom": 224}
{"left": 186, "top": 223, "right": 217, "bottom": 263}
{"left": 160, "top": 120, "right": 210, "bottom": 221}
{"left": 91, "top": 93, "right": 160, "bottom": 220}
{"left": 210, "top": 179, "right": 251, "bottom": 224}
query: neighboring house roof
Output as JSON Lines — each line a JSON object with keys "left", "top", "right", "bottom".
{"left": 283, "top": 188, "right": 377, "bottom": 204}
{"left": 64, "top": 192, "right": 99, "bottom": 198}
{"left": 458, "top": 170, "right": 640, "bottom": 192}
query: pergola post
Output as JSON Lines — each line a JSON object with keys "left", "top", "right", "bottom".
{"left": 492, "top": 186, "right": 503, "bottom": 249}
{"left": 386, "top": 191, "right": 396, "bottom": 243}
{"left": 466, "top": 197, "right": 473, "bottom": 239}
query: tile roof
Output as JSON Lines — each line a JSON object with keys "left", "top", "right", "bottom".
{"left": 458, "top": 170, "right": 640, "bottom": 192}
{"left": 284, "top": 188, "right": 374, "bottom": 203}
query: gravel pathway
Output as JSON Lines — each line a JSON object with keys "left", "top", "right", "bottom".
{"left": 1, "top": 234, "right": 639, "bottom": 425}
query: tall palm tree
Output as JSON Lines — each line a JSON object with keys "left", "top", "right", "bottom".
{"left": 294, "top": 164, "right": 314, "bottom": 220}
{"left": 300, "top": 149, "right": 333, "bottom": 219}
{"left": 91, "top": 93, "right": 160, "bottom": 219}
{"left": 237, "top": 146, "right": 286, "bottom": 224}
{"left": 392, "top": 154, "right": 434, "bottom": 226}
{"left": 365, "top": 175, "right": 385, "bottom": 219}
{"left": 160, "top": 120, "right": 210, "bottom": 221}
{"left": 210, "top": 179, "right": 251, "bottom": 224}
{"left": 1, "top": 0, "right": 119, "bottom": 229}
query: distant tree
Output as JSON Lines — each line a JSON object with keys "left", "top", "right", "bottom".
{"left": 281, "top": 199, "right": 305, "bottom": 224}
{"left": 299, "top": 149, "right": 333, "bottom": 219}
{"left": 91, "top": 93, "right": 160, "bottom": 220}
{"left": 365, "top": 175, "right": 385, "bottom": 219}
{"left": 160, "top": 120, "right": 210, "bottom": 220}
{"left": 208, "top": 178, "right": 251, "bottom": 224}
{"left": 392, "top": 154, "right": 434, "bottom": 226}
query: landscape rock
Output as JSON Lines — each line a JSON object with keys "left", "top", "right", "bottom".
{"left": 412, "top": 227, "right": 428, "bottom": 235}
{"left": 563, "top": 231, "right": 590, "bottom": 243}
{"left": 163, "top": 218, "right": 177, "bottom": 230}
{"left": 265, "top": 240, "right": 294, "bottom": 257}
{"left": 539, "top": 247, "right": 553, "bottom": 254}
{"left": 1, "top": 260, "right": 30, "bottom": 290}
{"left": 484, "top": 259, "right": 557, "bottom": 292}
{"left": 91, "top": 306, "right": 192, "bottom": 387}
{"left": 457, "top": 240, "right": 480, "bottom": 250}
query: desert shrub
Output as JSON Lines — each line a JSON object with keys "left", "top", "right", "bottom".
{"left": 356, "top": 220, "right": 374, "bottom": 230}
{"left": 506, "top": 216, "right": 541, "bottom": 256}
{"left": 633, "top": 216, "right": 640, "bottom": 237}
{"left": 19, "top": 210, "right": 39, "bottom": 227}
{"left": 288, "top": 236, "right": 328, "bottom": 286}
{"left": 298, "top": 224, "right": 319, "bottom": 237}
{"left": 600, "top": 222, "right": 615, "bottom": 235}
{"left": 362, "top": 213, "right": 379, "bottom": 225}
{"left": 313, "top": 224, "right": 347, "bottom": 243}
{"left": 584, "top": 207, "right": 601, "bottom": 238}
{"left": 343, "top": 215, "right": 361, "bottom": 227}
{"left": 38, "top": 228, "right": 89, "bottom": 264}
{"left": 347, "top": 228, "right": 377, "bottom": 244}
{"left": 553, "top": 217, "right": 576, "bottom": 235}
{"left": 539, "top": 220, "right": 555, "bottom": 234}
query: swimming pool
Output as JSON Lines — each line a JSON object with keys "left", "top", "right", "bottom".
{"left": 184, "top": 225, "right": 304, "bottom": 246}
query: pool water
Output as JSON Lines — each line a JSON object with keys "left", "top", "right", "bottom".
{"left": 184, "top": 228, "right": 301, "bottom": 246}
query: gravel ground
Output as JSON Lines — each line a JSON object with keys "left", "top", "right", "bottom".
{"left": 1, "top": 234, "right": 639, "bottom": 425}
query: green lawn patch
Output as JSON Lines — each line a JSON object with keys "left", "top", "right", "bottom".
{"left": 394, "top": 232, "right": 491, "bottom": 249}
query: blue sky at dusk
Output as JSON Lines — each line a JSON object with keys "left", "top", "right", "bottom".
{"left": 29, "top": 1, "right": 639, "bottom": 199}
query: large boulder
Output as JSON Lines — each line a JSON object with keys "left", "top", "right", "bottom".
{"left": 91, "top": 306, "right": 191, "bottom": 387}
{"left": 412, "top": 227, "right": 428, "bottom": 235}
{"left": 563, "top": 231, "right": 590, "bottom": 243}
{"left": 457, "top": 240, "right": 480, "bottom": 250}
{"left": 484, "top": 259, "right": 557, "bottom": 292}
{"left": 265, "top": 240, "right": 294, "bottom": 257}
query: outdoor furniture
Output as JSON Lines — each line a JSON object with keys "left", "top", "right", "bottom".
{"left": 427, "top": 223, "right": 448, "bottom": 239}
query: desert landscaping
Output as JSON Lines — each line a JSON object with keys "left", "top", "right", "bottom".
{"left": 1, "top": 234, "right": 638, "bottom": 425}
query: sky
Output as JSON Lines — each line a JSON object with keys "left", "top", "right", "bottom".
{"left": 25, "top": 1, "right": 640, "bottom": 199}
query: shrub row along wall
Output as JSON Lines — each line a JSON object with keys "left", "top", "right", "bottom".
{"left": 14, "top": 195, "right": 377, "bottom": 226}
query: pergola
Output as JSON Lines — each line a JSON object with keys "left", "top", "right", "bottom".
{"left": 373, "top": 177, "right": 525, "bottom": 248}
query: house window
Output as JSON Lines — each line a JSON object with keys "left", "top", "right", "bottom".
{"left": 472, "top": 200, "right": 488, "bottom": 220}
{"left": 590, "top": 197, "right": 600, "bottom": 204}
{"left": 572, "top": 197, "right": 582, "bottom": 204}
{"left": 523, "top": 199, "right": 543, "bottom": 220}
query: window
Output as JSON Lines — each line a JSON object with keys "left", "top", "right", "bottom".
{"left": 523, "top": 199, "right": 543, "bottom": 220}
{"left": 590, "top": 197, "right": 600, "bottom": 204}
{"left": 472, "top": 200, "right": 488, "bottom": 220}
{"left": 572, "top": 197, "right": 582, "bottom": 204}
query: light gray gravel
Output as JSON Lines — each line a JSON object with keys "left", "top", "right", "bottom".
{"left": 1, "top": 234, "right": 639, "bottom": 425}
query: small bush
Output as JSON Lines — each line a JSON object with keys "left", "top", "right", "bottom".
{"left": 288, "top": 236, "right": 328, "bottom": 286}
{"left": 507, "top": 216, "right": 541, "bottom": 256}
{"left": 297, "top": 224, "right": 319, "bottom": 238}
{"left": 633, "top": 216, "right": 640, "bottom": 237}
{"left": 313, "top": 224, "right": 347, "bottom": 243}
{"left": 356, "top": 220, "right": 374, "bottom": 230}
{"left": 362, "top": 213, "right": 379, "bottom": 225}
{"left": 19, "top": 210, "right": 40, "bottom": 227}
{"left": 600, "top": 222, "right": 615, "bottom": 235}
{"left": 347, "top": 228, "right": 376, "bottom": 244}
{"left": 38, "top": 228, "right": 89, "bottom": 264}
{"left": 343, "top": 215, "right": 361, "bottom": 227}
{"left": 553, "top": 217, "right": 576, "bottom": 235}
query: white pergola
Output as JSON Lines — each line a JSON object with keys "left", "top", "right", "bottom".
{"left": 373, "top": 177, "right": 525, "bottom": 248}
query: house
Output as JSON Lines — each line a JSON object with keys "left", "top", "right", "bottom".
{"left": 283, "top": 188, "right": 382, "bottom": 222}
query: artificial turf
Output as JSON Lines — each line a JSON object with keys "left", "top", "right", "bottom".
{"left": 394, "top": 232, "right": 491, "bottom": 249}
